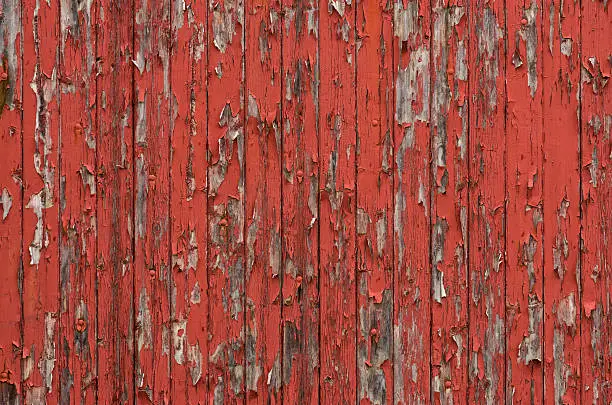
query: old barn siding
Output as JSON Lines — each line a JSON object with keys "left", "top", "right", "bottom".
{"left": 0, "top": 0, "right": 611, "bottom": 404}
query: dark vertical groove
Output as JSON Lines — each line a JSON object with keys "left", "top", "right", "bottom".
{"left": 131, "top": 0, "right": 137, "bottom": 397}
{"left": 465, "top": 0, "right": 471, "bottom": 402}
{"left": 539, "top": 0, "right": 545, "bottom": 402}
{"left": 204, "top": 0, "right": 210, "bottom": 395}
{"left": 428, "top": 0, "right": 434, "bottom": 402}
{"left": 577, "top": 0, "right": 583, "bottom": 402}
{"left": 94, "top": 0, "right": 100, "bottom": 400}
{"left": 503, "top": 0, "right": 509, "bottom": 401}
{"left": 55, "top": 0, "right": 63, "bottom": 397}
{"left": 353, "top": 0, "right": 358, "bottom": 402}
{"left": 466, "top": 0, "right": 470, "bottom": 404}
{"left": 389, "top": 0, "right": 395, "bottom": 401}
{"left": 316, "top": 0, "right": 322, "bottom": 401}
{"left": 241, "top": 0, "right": 247, "bottom": 400}
{"left": 502, "top": 0, "right": 508, "bottom": 399}
{"left": 279, "top": 2, "right": 284, "bottom": 403}
{"left": 167, "top": 0, "right": 174, "bottom": 399}
{"left": 18, "top": 0, "right": 25, "bottom": 400}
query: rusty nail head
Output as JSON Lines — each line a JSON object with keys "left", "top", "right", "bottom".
{"left": 76, "top": 319, "right": 87, "bottom": 332}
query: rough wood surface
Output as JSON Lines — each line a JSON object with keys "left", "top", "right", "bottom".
{"left": 280, "top": 0, "right": 320, "bottom": 402}
{"left": 468, "top": 0, "right": 505, "bottom": 403}
{"left": 0, "top": 0, "right": 611, "bottom": 404}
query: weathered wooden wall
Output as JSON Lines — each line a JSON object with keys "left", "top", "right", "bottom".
{"left": 0, "top": 0, "right": 610, "bottom": 403}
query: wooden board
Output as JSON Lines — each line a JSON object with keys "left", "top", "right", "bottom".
{"left": 170, "top": 0, "right": 209, "bottom": 401}
{"left": 96, "top": 0, "right": 135, "bottom": 399}
{"left": 505, "top": 1, "right": 545, "bottom": 403}
{"left": 355, "top": 0, "right": 393, "bottom": 402}
{"left": 0, "top": 0, "right": 22, "bottom": 400}
{"left": 280, "top": 0, "right": 320, "bottom": 402}
{"left": 318, "top": 0, "right": 357, "bottom": 402}
{"left": 581, "top": 1, "right": 612, "bottom": 403}
{"left": 244, "top": 0, "right": 282, "bottom": 401}
{"left": 468, "top": 0, "right": 506, "bottom": 403}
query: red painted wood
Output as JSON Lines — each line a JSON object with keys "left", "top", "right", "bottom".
{"left": 355, "top": 0, "right": 394, "bottom": 402}
{"left": 4, "top": 0, "right": 612, "bottom": 404}
{"left": 0, "top": 0, "right": 22, "bottom": 398}
{"left": 581, "top": 1, "right": 612, "bottom": 403}
{"left": 319, "top": 0, "right": 357, "bottom": 402}
{"left": 505, "top": 0, "right": 545, "bottom": 402}
{"left": 430, "top": 1, "right": 469, "bottom": 403}
{"left": 96, "top": 0, "right": 135, "bottom": 399}
{"left": 467, "top": 0, "right": 506, "bottom": 403}
{"left": 280, "top": 0, "right": 320, "bottom": 402}
{"left": 169, "top": 0, "right": 208, "bottom": 401}
{"left": 542, "top": 0, "right": 581, "bottom": 403}
{"left": 58, "top": 0, "right": 98, "bottom": 402}
{"left": 206, "top": 0, "right": 246, "bottom": 400}
{"left": 392, "top": 1, "right": 432, "bottom": 403}
{"left": 133, "top": 0, "right": 172, "bottom": 398}
{"left": 244, "top": 0, "right": 282, "bottom": 401}
{"left": 21, "top": 0, "right": 61, "bottom": 402}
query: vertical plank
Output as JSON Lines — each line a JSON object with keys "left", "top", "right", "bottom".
{"left": 96, "top": 0, "right": 135, "bottom": 397}
{"left": 244, "top": 0, "right": 282, "bottom": 401}
{"left": 541, "top": 0, "right": 581, "bottom": 403}
{"left": 133, "top": 0, "right": 172, "bottom": 396}
{"left": 169, "top": 0, "right": 208, "bottom": 400}
{"left": 21, "top": 0, "right": 61, "bottom": 400}
{"left": 355, "top": 0, "right": 393, "bottom": 402}
{"left": 392, "top": 1, "right": 431, "bottom": 402}
{"left": 581, "top": 0, "right": 612, "bottom": 403}
{"left": 206, "top": 0, "right": 246, "bottom": 398}
{"left": 505, "top": 0, "right": 544, "bottom": 402}
{"left": 57, "top": 0, "right": 98, "bottom": 401}
{"left": 430, "top": 0, "right": 469, "bottom": 403}
{"left": 318, "top": 0, "right": 357, "bottom": 400}
{"left": 467, "top": 0, "right": 506, "bottom": 403}
{"left": 280, "top": 0, "right": 320, "bottom": 401}
{"left": 0, "top": 0, "right": 22, "bottom": 398}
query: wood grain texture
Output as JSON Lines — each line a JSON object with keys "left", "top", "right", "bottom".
{"left": 392, "top": 1, "right": 431, "bottom": 403}
{"left": 541, "top": 0, "right": 581, "bottom": 403}
{"left": 206, "top": 0, "right": 246, "bottom": 400}
{"left": 169, "top": 0, "right": 208, "bottom": 400}
{"left": 318, "top": 0, "right": 357, "bottom": 401}
{"left": 133, "top": 0, "right": 172, "bottom": 397}
{"left": 1, "top": 0, "right": 612, "bottom": 404}
{"left": 355, "top": 0, "right": 394, "bottom": 403}
{"left": 96, "top": 0, "right": 135, "bottom": 398}
{"left": 430, "top": 0, "right": 469, "bottom": 403}
{"left": 58, "top": 0, "right": 98, "bottom": 401}
{"left": 280, "top": 0, "right": 320, "bottom": 402}
{"left": 244, "top": 0, "right": 282, "bottom": 401}
{"left": 505, "top": 0, "right": 545, "bottom": 402}
{"left": 581, "top": 1, "right": 611, "bottom": 403}
{"left": 21, "top": 0, "right": 61, "bottom": 401}
{"left": 467, "top": 0, "right": 506, "bottom": 403}
{"left": 0, "top": 0, "right": 22, "bottom": 399}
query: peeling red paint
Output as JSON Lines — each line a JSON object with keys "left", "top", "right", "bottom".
{"left": 244, "top": 0, "right": 283, "bottom": 401}
{"left": 468, "top": 0, "right": 506, "bottom": 403}
{"left": 581, "top": 1, "right": 612, "bottom": 404}
{"left": 1, "top": 0, "right": 611, "bottom": 404}
{"left": 506, "top": 0, "right": 545, "bottom": 403}
{"left": 430, "top": 2, "right": 469, "bottom": 403}
{"left": 355, "top": 0, "right": 393, "bottom": 402}
{"left": 169, "top": 0, "right": 208, "bottom": 401}
{"left": 280, "top": 0, "right": 320, "bottom": 401}
{"left": 319, "top": 0, "right": 357, "bottom": 402}
{"left": 0, "top": 0, "right": 21, "bottom": 400}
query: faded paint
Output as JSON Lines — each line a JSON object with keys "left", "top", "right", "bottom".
{"left": 1, "top": 0, "right": 611, "bottom": 404}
